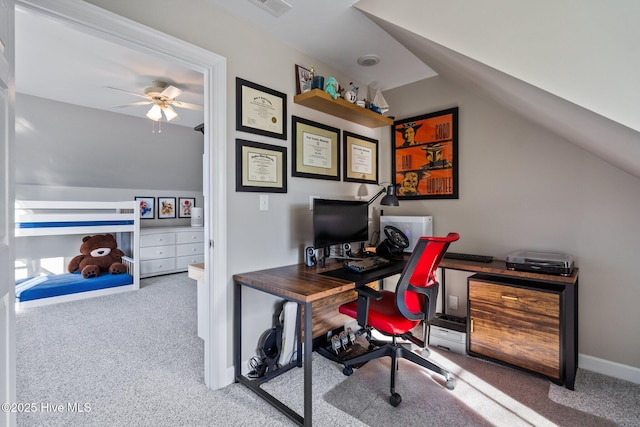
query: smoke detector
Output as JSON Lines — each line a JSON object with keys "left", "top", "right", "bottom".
{"left": 247, "top": 0, "right": 293, "bottom": 17}
{"left": 357, "top": 54, "right": 380, "bottom": 67}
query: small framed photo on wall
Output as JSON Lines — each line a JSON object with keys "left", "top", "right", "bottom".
{"left": 178, "top": 197, "right": 196, "bottom": 218}
{"left": 135, "top": 196, "right": 155, "bottom": 219}
{"left": 158, "top": 197, "right": 176, "bottom": 219}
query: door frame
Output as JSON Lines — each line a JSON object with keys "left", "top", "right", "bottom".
{"left": 16, "top": 0, "right": 229, "bottom": 389}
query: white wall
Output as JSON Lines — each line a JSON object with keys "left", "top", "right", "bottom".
{"left": 384, "top": 76, "right": 640, "bottom": 370}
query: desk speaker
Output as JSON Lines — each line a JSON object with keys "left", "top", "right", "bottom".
{"left": 304, "top": 247, "right": 317, "bottom": 267}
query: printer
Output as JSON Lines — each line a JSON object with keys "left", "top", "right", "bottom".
{"left": 505, "top": 250, "right": 574, "bottom": 276}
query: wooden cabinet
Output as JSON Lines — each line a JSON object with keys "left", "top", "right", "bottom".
{"left": 467, "top": 273, "right": 576, "bottom": 386}
{"left": 140, "top": 227, "right": 204, "bottom": 278}
{"left": 293, "top": 89, "right": 393, "bottom": 128}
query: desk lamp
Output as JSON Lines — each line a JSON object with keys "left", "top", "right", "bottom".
{"left": 367, "top": 184, "right": 399, "bottom": 206}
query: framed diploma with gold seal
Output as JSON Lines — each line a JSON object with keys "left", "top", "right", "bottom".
{"left": 236, "top": 139, "right": 287, "bottom": 193}
{"left": 236, "top": 78, "right": 287, "bottom": 140}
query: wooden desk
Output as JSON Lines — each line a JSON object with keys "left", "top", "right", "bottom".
{"left": 438, "top": 258, "right": 578, "bottom": 389}
{"left": 233, "top": 258, "right": 407, "bottom": 426}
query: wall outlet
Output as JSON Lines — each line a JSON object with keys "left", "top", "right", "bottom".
{"left": 448, "top": 295, "right": 459, "bottom": 310}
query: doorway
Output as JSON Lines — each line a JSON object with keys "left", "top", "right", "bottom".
{"left": 15, "top": 0, "right": 229, "bottom": 389}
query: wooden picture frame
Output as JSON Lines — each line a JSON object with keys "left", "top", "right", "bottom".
{"left": 135, "top": 196, "right": 155, "bottom": 220}
{"left": 392, "top": 107, "right": 459, "bottom": 200}
{"left": 178, "top": 197, "right": 195, "bottom": 218}
{"left": 295, "top": 64, "right": 311, "bottom": 95}
{"left": 236, "top": 139, "right": 287, "bottom": 193}
{"left": 292, "top": 116, "right": 340, "bottom": 181}
{"left": 158, "top": 197, "right": 176, "bottom": 219}
{"left": 236, "top": 77, "right": 287, "bottom": 140}
{"left": 343, "top": 131, "right": 378, "bottom": 184}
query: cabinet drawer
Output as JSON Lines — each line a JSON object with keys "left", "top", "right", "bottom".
{"left": 177, "top": 230, "right": 204, "bottom": 244}
{"left": 140, "top": 258, "right": 176, "bottom": 275}
{"left": 140, "top": 232, "right": 176, "bottom": 247}
{"left": 469, "top": 279, "right": 559, "bottom": 318}
{"left": 176, "top": 254, "right": 205, "bottom": 270}
{"left": 176, "top": 242, "right": 204, "bottom": 257}
{"left": 140, "top": 245, "right": 176, "bottom": 260}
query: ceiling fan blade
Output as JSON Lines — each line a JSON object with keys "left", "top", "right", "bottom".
{"left": 171, "top": 100, "right": 204, "bottom": 111}
{"left": 106, "top": 86, "right": 150, "bottom": 100}
{"left": 113, "top": 101, "right": 153, "bottom": 108}
{"left": 161, "top": 85, "right": 183, "bottom": 100}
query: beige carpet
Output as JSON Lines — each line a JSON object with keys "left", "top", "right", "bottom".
{"left": 323, "top": 347, "right": 615, "bottom": 427}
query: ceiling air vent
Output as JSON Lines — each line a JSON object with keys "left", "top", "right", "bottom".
{"left": 247, "top": 0, "right": 293, "bottom": 17}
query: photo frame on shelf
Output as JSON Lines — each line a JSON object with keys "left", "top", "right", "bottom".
{"left": 135, "top": 196, "right": 155, "bottom": 220}
{"left": 236, "top": 139, "right": 287, "bottom": 193}
{"left": 392, "top": 107, "right": 459, "bottom": 200}
{"left": 178, "top": 197, "right": 196, "bottom": 218}
{"left": 292, "top": 116, "right": 340, "bottom": 181}
{"left": 158, "top": 197, "right": 177, "bottom": 219}
{"left": 343, "top": 131, "right": 378, "bottom": 184}
{"left": 236, "top": 77, "right": 287, "bottom": 140}
{"left": 295, "top": 64, "right": 311, "bottom": 95}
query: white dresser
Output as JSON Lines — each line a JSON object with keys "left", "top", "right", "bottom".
{"left": 139, "top": 226, "right": 205, "bottom": 278}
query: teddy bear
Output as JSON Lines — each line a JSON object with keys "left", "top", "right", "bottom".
{"left": 67, "top": 233, "right": 127, "bottom": 279}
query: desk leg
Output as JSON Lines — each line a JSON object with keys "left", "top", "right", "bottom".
{"left": 303, "top": 301, "right": 312, "bottom": 426}
{"left": 234, "top": 281, "right": 242, "bottom": 382}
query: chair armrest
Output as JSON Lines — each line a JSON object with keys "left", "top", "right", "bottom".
{"left": 354, "top": 285, "right": 382, "bottom": 327}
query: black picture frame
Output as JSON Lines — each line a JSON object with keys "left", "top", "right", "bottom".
{"left": 343, "top": 131, "right": 378, "bottom": 184}
{"left": 158, "top": 197, "right": 177, "bottom": 219}
{"left": 236, "top": 77, "right": 287, "bottom": 140}
{"left": 178, "top": 197, "right": 195, "bottom": 218}
{"left": 291, "top": 116, "right": 340, "bottom": 181}
{"left": 392, "top": 107, "right": 459, "bottom": 200}
{"left": 236, "top": 139, "right": 288, "bottom": 193}
{"left": 135, "top": 196, "right": 155, "bottom": 220}
{"left": 295, "top": 64, "right": 311, "bottom": 95}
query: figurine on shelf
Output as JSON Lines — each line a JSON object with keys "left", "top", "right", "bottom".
{"left": 343, "top": 81, "right": 359, "bottom": 103}
{"left": 324, "top": 77, "right": 340, "bottom": 99}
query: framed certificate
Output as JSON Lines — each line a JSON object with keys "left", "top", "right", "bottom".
{"left": 236, "top": 139, "right": 287, "bottom": 193}
{"left": 343, "top": 131, "right": 378, "bottom": 184}
{"left": 291, "top": 116, "right": 340, "bottom": 181}
{"left": 236, "top": 78, "right": 287, "bottom": 140}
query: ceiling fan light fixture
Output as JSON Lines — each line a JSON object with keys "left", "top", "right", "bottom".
{"left": 357, "top": 54, "right": 380, "bottom": 67}
{"left": 163, "top": 105, "right": 178, "bottom": 121}
{"left": 146, "top": 104, "right": 162, "bottom": 121}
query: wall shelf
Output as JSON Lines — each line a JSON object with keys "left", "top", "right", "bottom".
{"left": 293, "top": 89, "right": 393, "bottom": 128}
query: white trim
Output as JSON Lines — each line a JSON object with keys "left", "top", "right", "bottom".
{"left": 579, "top": 353, "right": 640, "bottom": 385}
{"left": 15, "top": 284, "right": 135, "bottom": 310}
{"left": 16, "top": 0, "right": 229, "bottom": 390}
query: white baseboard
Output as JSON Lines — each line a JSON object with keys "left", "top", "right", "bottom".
{"left": 579, "top": 353, "right": 640, "bottom": 385}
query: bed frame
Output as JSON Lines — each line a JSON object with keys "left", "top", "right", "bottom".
{"left": 15, "top": 200, "right": 140, "bottom": 309}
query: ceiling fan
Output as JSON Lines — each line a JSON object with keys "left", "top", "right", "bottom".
{"left": 109, "top": 80, "right": 203, "bottom": 122}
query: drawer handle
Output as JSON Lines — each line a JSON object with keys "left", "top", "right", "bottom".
{"left": 470, "top": 318, "right": 474, "bottom": 333}
{"left": 501, "top": 295, "right": 519, "bottom": 301}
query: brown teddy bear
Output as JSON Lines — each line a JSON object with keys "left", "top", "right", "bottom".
{"left": 67, "top": 233, "right": 127, "bottom": 279}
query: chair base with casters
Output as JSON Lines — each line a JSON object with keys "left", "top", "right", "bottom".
{"left": 320, "top": 233, "right": 460, "bottom": 407}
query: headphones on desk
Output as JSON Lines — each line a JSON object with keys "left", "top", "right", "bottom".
{"left": 376, "top": 225, "right": 410, "bottom": 256}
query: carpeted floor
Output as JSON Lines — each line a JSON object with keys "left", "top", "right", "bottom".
{"left": 323, "top": 347, "right": 617, "bottom": 427}
{"left": 15, "top": 273, "right": 640, "bottom": 426}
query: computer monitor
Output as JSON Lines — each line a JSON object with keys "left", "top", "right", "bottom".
{"left": 313, "top": 198, "right": 368, "bottom": 250}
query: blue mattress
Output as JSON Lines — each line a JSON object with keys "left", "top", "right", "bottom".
{"left": 16, "top": 272, "right": 133, "bottom": 302}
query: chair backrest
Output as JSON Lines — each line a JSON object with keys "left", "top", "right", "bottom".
{"left": 395, "top": 233, "right": 460, "bottom": 321}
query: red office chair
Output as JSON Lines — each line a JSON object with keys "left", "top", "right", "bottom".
{"left": 338, "top": 233, "right": 460, "bottom": 407}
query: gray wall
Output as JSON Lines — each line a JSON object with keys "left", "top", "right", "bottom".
{"left": 16, "top": 93, "right": 203, "bottom": 191}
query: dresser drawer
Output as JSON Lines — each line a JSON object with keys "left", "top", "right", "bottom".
{"left": 140, "top": 245, "right": 176, "bottom": 260}
{"left": 177, "top": 230, "right": 204, "bottom": 244}
{"left": 177, "top": 242, "right": 204, "bottom": 257}
{"left": 140, "top": 258, "right": 176, "bottom": 275}
{"left": 176, "top": 254, "right": 205, "bottom": 270}
{"left": 140, "top": 232, "right": 176, "bottom": 247}
{"left": 468, "top": 279, "right": 559, "bottom": 318}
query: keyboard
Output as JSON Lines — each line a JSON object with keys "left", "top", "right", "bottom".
{"left": 444, "top": 252, "right": 493, "bottom": 263}
{"left": 344, "top": 256, "right": 392, "bottom": 273}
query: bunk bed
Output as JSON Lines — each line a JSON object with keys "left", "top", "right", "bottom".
{"left": 14, "top": 200, "right": 140, "bottom": 308}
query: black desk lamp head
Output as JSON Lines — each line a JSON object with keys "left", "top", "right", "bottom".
{"left": 368, "top": 184, "right": 399, "bottom": 206}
